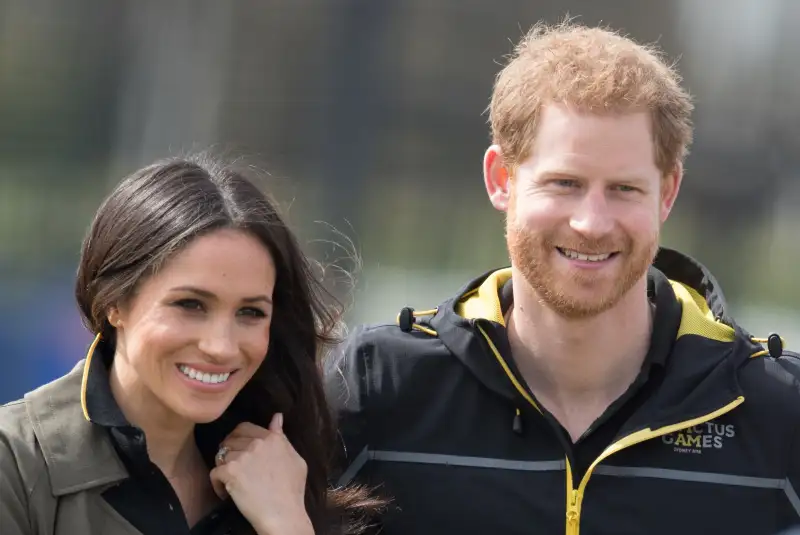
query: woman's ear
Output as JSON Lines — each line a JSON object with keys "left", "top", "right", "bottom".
{"left": 107, "top": 307, "right": 123, "bottom": 329}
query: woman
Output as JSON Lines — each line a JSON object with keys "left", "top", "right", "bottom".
{"left": 0, "top": 154, "right": 382, "bottom": 535}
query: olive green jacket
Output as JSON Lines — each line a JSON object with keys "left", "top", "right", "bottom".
{"left": 0, "top": 361, "right": 139, "bottom": 535}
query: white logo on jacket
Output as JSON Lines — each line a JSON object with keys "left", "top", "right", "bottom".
{"left": 661, "top": 422, "right": 736, "bottom": 454}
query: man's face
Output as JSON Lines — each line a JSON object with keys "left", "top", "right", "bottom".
{"left": 497, "top": 104, "right": 680, "bottom": 318}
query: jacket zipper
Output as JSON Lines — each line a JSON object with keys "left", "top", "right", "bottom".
{"left": 563, "top": 396, "right": 744, "bottom": 535}
{"left": 476, "top": 324, "right": 745, "bottom": 535}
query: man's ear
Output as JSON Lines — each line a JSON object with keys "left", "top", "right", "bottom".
{"left": 484, "top": 145, "right": 511, "bottom": 212}
{"left": 660, "top": 161, "right": 683, "bottom": 223}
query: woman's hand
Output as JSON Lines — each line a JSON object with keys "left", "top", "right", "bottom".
{"left": 210, "top": 414, "right": 313, "bottom": 535}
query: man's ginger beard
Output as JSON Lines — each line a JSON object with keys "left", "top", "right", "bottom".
{"left": 505, "top": 189, "right": 660, "bottom": 319}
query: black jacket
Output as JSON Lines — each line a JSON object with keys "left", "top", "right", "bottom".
{"left": 327, "top": 248, "right": 800, "bottom": 535}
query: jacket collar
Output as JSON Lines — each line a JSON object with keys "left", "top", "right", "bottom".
{"left": 428, "top": 247, "right": 763, "bottom": 424}
{"left": 81, "top": 334, "right": 133, "bottom": 428}
{"left": 444, "top": 246, "right": 745, "bottom": 344}
{"left": 24, "top": 351, "right": 129, "bottom": 497}
{"left": 652, "top": 247, "right": 731, "bottom": 327}
{"left": 429, "top": 259, "right": 681, "bottom": 403}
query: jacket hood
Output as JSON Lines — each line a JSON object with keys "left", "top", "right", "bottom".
{"left": 424, "top": 247, "right": 774, "bottom": 427}
{"left": 447, "top": 247, "right": 734, "bottom": 330}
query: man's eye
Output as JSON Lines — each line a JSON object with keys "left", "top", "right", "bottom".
{"left": 616, "top": 184, "right": 638, "bottom": 192}
{"left": 555, "top": 179, "right": 578, "bottom": 188}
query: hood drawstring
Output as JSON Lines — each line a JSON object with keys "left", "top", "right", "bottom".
{"left": 397, "top": 307, "right": 439, "bottom": 336}
{"left": 513, "top": 408, "right": 524, "bottom": 436}
{"left": 750, "top": 333, "right": 785, "bottom": 359}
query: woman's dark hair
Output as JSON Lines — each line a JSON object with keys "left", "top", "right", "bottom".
{"left": 75, "top": 153, "right": 383, "bottom": 534}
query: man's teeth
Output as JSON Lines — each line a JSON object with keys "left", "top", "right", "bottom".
{"left": 560, "top": 248, "right": 613, "bottom": 262}
{"left": 179, "top": 365, "right": 232, "bottom": 384}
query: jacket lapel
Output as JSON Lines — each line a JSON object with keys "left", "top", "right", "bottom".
{"left": 24, "top": 361, "right": 129, "bottom": 497}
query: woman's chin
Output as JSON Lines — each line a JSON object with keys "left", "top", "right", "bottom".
{"left": 181, "top": 406, "right": 228, "bottom": 425}
{"left": 167, "top": 396, "right": 232, "bottom": 425}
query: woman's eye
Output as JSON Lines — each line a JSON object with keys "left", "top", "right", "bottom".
{"left": 173, "top": 299, "right": 204, "bottom": 311}
{"left": 171, "top": 299, "right": 267, "bottom": 319}
{"left": 238, "top": 307, "right": 267, "bottom": 318}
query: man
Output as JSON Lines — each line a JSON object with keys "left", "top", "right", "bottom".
{"left": 328, "top": 20, "right": 800, "bottom": 535}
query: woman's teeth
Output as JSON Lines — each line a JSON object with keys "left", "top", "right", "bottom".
{"left": 178, "top": 365, "right": 232, "bottom": 384}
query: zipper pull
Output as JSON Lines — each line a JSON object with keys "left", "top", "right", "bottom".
{"left": 566, "top": 489, "right": 580, "bottom": 525}
{"left": 512, "top": 408, "right": 523, "bottom": 435}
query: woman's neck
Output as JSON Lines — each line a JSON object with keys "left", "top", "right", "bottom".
{"left": 109, "top": 358, "right": 200, "bottom": 478}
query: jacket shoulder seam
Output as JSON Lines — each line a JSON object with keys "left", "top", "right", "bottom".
{"left": 357, "top": 321, "right": 443, "bottom": 342}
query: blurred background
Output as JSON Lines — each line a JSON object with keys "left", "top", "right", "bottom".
{"left": 1, "top": 0, "right": 799, "bottom": 403}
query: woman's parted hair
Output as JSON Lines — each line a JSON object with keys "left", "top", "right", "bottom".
{"left": 75, "top": 153, "right": 382, "bottom": 534}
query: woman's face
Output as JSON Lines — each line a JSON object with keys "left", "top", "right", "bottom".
{"left": 110, "top": 228, "right": 276, "bottom": 425}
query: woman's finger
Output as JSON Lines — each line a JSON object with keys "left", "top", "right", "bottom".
{"left": 215, "top": 447, "right": 245, "bottom": 467}
{"left": 268, "top": 412, "right": 284, "bottom": 433}
{"left": 209, "top": 466, "right": 230, "bottom": 499}
{"left": 225, "top": 421, "right": 271, "bottom": 439}
{"left": 218, "top": 437, "right": 252, "bottom": 452}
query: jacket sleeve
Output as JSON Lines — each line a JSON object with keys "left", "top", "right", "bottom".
{"left": 784, "top": 414, "right": 800, "bottom": 529}
{"left": 0, "top": 434, "right": 33, "bottom": 535}
{"left": 780, "top": 352, "right": 800, "bottom": 528}
{"left": 325, "top": 327, "right": 373, "bottom": 487}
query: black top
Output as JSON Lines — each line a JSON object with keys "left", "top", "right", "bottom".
{"left": 83, "top": 341, "right": 252, "bottom": 535}
{"left": 495, "top": 272, "right": 681, "bottom": 480}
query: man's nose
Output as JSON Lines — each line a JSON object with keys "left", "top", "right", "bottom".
{"left": 569, "top": 189, "right": 615, "bottom": 239}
